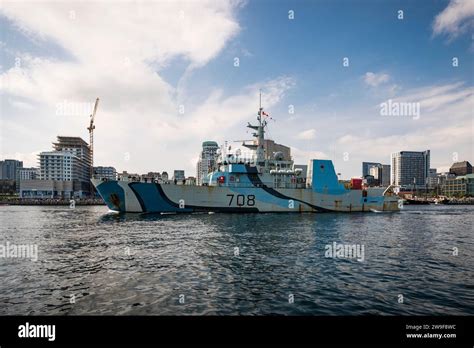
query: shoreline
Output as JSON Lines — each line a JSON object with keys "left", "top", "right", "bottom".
{"left": 1, "top": 200, "right": 473, "bottom": 206}
{"left": 0, "top": 198, "right": 105, "bottom": 206}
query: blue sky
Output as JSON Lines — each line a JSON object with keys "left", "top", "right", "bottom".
{"left": 0, "top": 0, "right": 473, "bottom": 178}
{"left": 175, "top": 0, "right": 471, "bottom": 97}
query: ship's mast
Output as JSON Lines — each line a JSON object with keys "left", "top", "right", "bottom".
{"left": 257, "top": 90, "right": 266, "bottom": 166}
{"left": 244, "top": 90, "right": 265, "bottom": 171}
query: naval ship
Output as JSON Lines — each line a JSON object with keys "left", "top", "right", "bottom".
{"left": 92, "top": 103, "right": 400, "bottom": 213}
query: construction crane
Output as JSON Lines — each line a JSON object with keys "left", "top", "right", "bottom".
{"left": 87, "top": 98, "right": 99, "bottom": 192}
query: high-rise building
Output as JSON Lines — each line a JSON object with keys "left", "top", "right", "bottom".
{"left": 0, "top": 159, "right": 24, "bottom": 192}
{"left": 449, "top": 161, "right": 473, "bottom": 176}
{"left": 21, "top": 151, "right": 83, "bottom": 198}
{"left": 381, "top": 164, "right": 391, "bottom": 187}
{"left": 367, "top": 163, "right": 390, "bottom": 186}
{"left": 362, "top": 162, "right": 381, "bottom": 178}
{"left": 196, "top": 141, "right": 219, "bottom": 185}
{"left": 369, "top": 165, "right": 381, "bottom": 186}
{"left": 16, "top": 136, "right": 92, "bottom": 198}
{"left": 427, "top": 168, "right": 438, "bottom": 189}
{"left": 0, "top": 159, "right": 23, "bottom": 180}
{"left": 53, "top": 136, "right": 91, "bottom": 184}
{"left": 391, "top": 150, "right": 430, "bottom": 188}
{"left": 39, "top": 151, "right": 88, "bottom": 182}
{"left": 21, "top": 136, "right": 93, "bottom": 198}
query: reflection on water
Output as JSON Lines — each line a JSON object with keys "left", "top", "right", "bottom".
{"left": 0, "top": 205, "right": 473, "bottom": 315}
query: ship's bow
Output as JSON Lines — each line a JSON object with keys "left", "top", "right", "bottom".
{"left": 92, "top": 179, "right": 126, "bottom": 212}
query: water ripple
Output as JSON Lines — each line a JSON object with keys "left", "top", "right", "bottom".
{"left": 0, "top": 205, "right": 473, "bottom": 315}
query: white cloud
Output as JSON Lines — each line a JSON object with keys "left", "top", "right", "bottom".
{"left": 363, "top": 72, "right": 390, "bottom": 87}
{"left": 389, "top": 82, "right": 473, "bottom": 113}
{"left": 0, "top": 1, "right": 242, "bottom": 69}
{"left": 433, "top": 0, "right": 474, "bottom": 38}
{"left": 253, "top": 80, "right": 472, "bottom": 179}
{"left": 291, "top": 146, "right": 327, "bottom": 165}
{"left": 296, "top": 128, "right": 316, "bottom": 140}
{"left": 338, "top": 82, "right": 473, "bottom": 175}
{"left": 0, "top": 1, "right": 296, "bottom": 175}
{"left": 182, "top": 76, "right": 294, "bottom": 139}
{"left": 8, "top": 98, "right": 34, "bottom": 111}
{"left": 0, "top": 151, "right": 40, "bottom": 168}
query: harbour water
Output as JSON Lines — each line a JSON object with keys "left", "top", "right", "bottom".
{"left": 0, "top": 205, "right": 473, "bottom": 315}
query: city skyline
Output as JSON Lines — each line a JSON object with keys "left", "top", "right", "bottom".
{"left": 0, "top": 0, "right": 473, "bottom": 178}
{"left": 3, "top": 133, "right": 470, "bottom": 182}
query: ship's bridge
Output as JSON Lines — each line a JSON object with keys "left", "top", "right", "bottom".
{"left": 207, "top": 162, "right": 307, "bottom": 189}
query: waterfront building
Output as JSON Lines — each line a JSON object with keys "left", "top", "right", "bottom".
{"left": 117, "top": 171, "right": 139, "bottom": 181}
{"left": 442, "top": 174, "right": 474, "bottom": 197}
{"left": 53, "top": 136, "right": 91, "bottom": 185}
{"left": 0, "top": 159, "right": 23, "bottom": 180}
{"left": 449, "top": 161, "right": 473, "bottom": 176}
{"left": 18, "top": 167, "right": 39, "bottom": 181}
{"left": 0, "top": 179, "right": 16, "bottom": 195}
{"left": 140, "top": 172, "right": 161, "bottom": 183}
{"left": 381, "top": 164, "right": 391, "bottom": 187}
{"left": 391, "top": 150, "right": 430, "bottom": 188}
{"left": 18, "top": 167, "right": 40, "bottom": 193}
{"left": 0, "top": 159, "right": 23, "bottom": 191}
{"left": 21, "top": 150, "right": 87, "bottom": 198}
{"left": 20, "top": 136, "right": 93, "bottom": 198}
{"left": 437, "top": 172, "right": 455, "bottom": 186}
{"left": 173, "top": 170, "right": 185, "bottom": 182}
{"left": 362, "top": 162, "right": 381, "bottom": 178}
{"left": 196, "top": 141, "right": 219, "bottom": 185}
{"left": 427, "top": 168, "right": 438, "bottom": 189}
{"left": 468, "top": 174, "right": 474, "bottom": 196}
{"left": 94, "top": 166, "right": 117, "bottom": 180}
{"left": 185, "top": 176, "right": 196, "bottom": 185}
{"left": 19, "top": 179, "right": 80, "bottom": 198}
{"left": 369, "top": 166, "right": 381, "bottom": 186}
{"left": 39, "top": 151, "right": 77, "bottom": 181}
{"left": 442, "top": 178, "right": 465, "bottom": 196}
{"left": 442, "top": 174, "right": 472, "bottom": 197}
{"left": 366, "top": 163, "right": 390, "bottom": 187}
